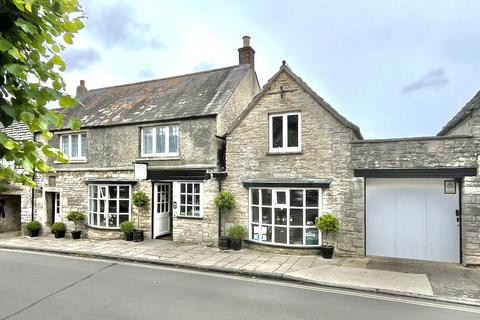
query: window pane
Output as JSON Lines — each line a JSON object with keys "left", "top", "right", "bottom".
{"left": 93, "top": 214, "right": 98, "bottom": 226}
{"left": 187, "top": 195, "right": 192, "bottom": 205}
{"left": 194, "top": 195, "right": 200, "bottom": 205}
{"left": 92, "top": 186, "right": 98, "bottom": 198}
{"left": 156, "top": 127, "right": 166, "bottom": 153}
{"left": 290, "top": 189, "right": 303, "bottom": 207}
{"left": 194, "top": 206, "right": 200, "bottom": 216}
{"left": 71, "top": 135, "right": 79, "bottom": 157}
{"left": 119, "top": 215, "right": 129, "bottom": 225}
{"left": 180, "top": 195, "right": 185, "bottom": 205}
{"left": 81, "top": 134, "right": 87, "bottom": 157}
{"left": 305, "top": 228, "right": 319, "bottom": 245}
{"left": 290, "top": 209, "right": 303, "bottom": 226}
{"left": 287, "top": 114, "right": 299, "bottom": 147}
{"left": 289, "top": 228, "right": 303, "bottom": 245}
{"left": 187, "top": 206, "right": 192, "bottom": 216}
{"left": 143, "top": 128, "right": 153, "bottom": 154}
{"left": 276, "top": 191, "right": 286, "bottom": 205}
{"left": 99, "top": 187, "right": 107, "bottom": 199}
{"left": 306, "top": 209, "right": 318, "bottom": 226}
{"left": 169, "top": 126, "right": 179, "bottom": 153}
{"left": 274, "top": 208, "right": 287, "bottom": 225}
{"left": 251, "top": 224, "right": 259, "bottom": 241}
{"left": 252, "top": 206, "right": 259, "bottom": 222}
{"left": 187, "top": 183, "right": 192, "bottom": 193}
{"left": 262, "top": 189, "right": 272, "bottom": 206}
{"left": 119, "top": 200, "right": 129, "bottom": 213}
{"left": 107, "top": 214, "right": 116, "bottom": 227}
{"left": 261, "top": 226, "right": 272, "bottom": 242}
{"left": 92, "top": 200, "right": 98, "bottom": 212}
{"left": 181, "top": 183, "right": 186, "bottom": 193}
{"left": 108, "top": 186, "right": 117, "bottom": 198}
{"left": 61, "top": 136, "right": 69, "bottom": 155}
{"left": 194, "top": 183, "right": 200, "bottom": 193}
{"left": 108, "top": 200, "right": 117, "bottom": 213}
{"left": 274, "top": 227, "right": 287, "bottom": 244}
{"left": 262, "top": 207, "right": 272, "bottom": 224}
{"left": 272, "top": 116, "right": 283, "bottom": 148}
{"left": 119, "top": 186, "right": 129, "bottom": 199}
{"left": 306, "top": 190, "right": 319, "bottom": 207}
{"left": 99, "top": 200, "right": 106, "bottom": 213}
{"left": 99, "top": 214, "right": 106, "bottom": 227}
{"left": 251, "top": 189, "right": 259, "bottom": 205}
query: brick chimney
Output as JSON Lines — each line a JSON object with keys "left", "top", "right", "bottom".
{"left": 238, "top": 36, "right": 255, "bottom": 70}
{"left": 76, "top": 80, "right": 88, "bottom": 97}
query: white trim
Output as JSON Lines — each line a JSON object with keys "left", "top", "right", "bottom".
{"left": 175, "top": 181, "right": 204, "bottom": 218}
{"left": 140, "top": 125, "right": 180, "bottom": 157}
{"left": 59, "top": 132, "right": 87, "bottom": 161}
{"left": 268, "top": 112, "right": 301, "bottom": 153}
{"left": 87, "top": 184, "right": 132, "bottom": 229}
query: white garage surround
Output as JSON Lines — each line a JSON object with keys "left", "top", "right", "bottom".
{"left": 366, "top": 178, "right": 460, "bottom": 263}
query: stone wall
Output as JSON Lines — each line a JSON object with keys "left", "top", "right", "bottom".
{"left": 0, "top": 183, "right": 32, "bottom": 234}
{"left": 0, "top": 195, "right": 21, "bottom": 232}
{"left": 224, "top": 70, "right": 362, "bottom": 255}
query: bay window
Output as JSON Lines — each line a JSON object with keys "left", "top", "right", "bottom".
{"left": 142, "top": 125, "right": 179, "bottom": 157}
{"left": 269, "top": 112, "right": 301, "bottom": 153}
{"left": 60, "top": 133, "right": 87, "bottom": 160}
{"left": 250, "top": 187, "right": 321, "bottom": 246}
{"left": 88, "top": 184, "right": 131, "bottom": 229}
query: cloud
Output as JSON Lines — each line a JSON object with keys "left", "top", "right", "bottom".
{"left": 193, "top": 61, "right": 215, "bottom": 72}
{"left": 87, "top": 1, "right": 166, "bottom": 50}
{"left": 138, "top": 69, "right": 156, "bottom": 79}
{"left": 63, "top": 47, "right": 101, "bottom": 71}
{"left": 401, "top": 69, "right": 449, "bottom": 94}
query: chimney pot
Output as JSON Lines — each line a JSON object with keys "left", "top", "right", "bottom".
{"left": 238, "top": 36, "right": 255, "bottom": 70}
{"left": 80, "top": 80, "right": 85, "bottom": 86}
{"left": 76, "top": 79, "right": 88, "bottom": 98}
{"left": 242, "top": 36, "right": 251, "bottom": 47}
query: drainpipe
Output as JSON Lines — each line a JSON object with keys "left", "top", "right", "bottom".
{"left": 212, "top": 172, "right": 228, "bottom": 239}
{"left": 31, "top": 133, "right": 36, "bottom": 221}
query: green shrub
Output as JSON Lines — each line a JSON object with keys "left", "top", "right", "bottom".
{"left": 227, "top": 224, "right": 248, "bottom": 240}
{"left": 315, "top": 214, "right": 340, "bottom": 245}
{"left": 26, "top": 220, "right": 41, "bottom": 231}
{"left": 214, "top": 191, "right": 236, "bottom": 212}
{"left": 51, "top": 222, "right": 66, "bottom": 232}
{"left": 66, "top": 211, "right": 85, "bottom": 231}
{"left": 120, "top": 221, "right": 135, "bottom": 233}
{"left": 132, "top": 191, "right": 149, "bottom": 208}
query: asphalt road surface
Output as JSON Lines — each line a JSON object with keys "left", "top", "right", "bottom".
{"left": 0, "top": 250, "right": 479, "bottom": 320}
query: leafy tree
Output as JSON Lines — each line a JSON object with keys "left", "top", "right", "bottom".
{"left": 0, "top": 0, "right": 84, "bottom": 186}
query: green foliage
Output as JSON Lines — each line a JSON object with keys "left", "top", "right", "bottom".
{"left": 120, "top": 221, "right": 135, "bottom": 233}
{"left": 315, "top": 214, "right": 340, "bottom": 245}
{"left": 51, "top": 222, "right": 66, "bottom": 232}
{"left": 227, "top": 224, "right": 248, "bottom": 240}
{"left": 214, "top": 191, "right": 236, "bottom": 213}
{"left": 0, "top": 0, "right": 85, "bottom": 186}
{"left": 66, "top": 210, "right": 84, "bottom": 230}
{"left": 0, "top": 179, "right": 10, "bottom": 192}
{"left": 132, "top": 191, "right": 149, "bottom": 208}
{"left": 25, "top": 220, "right": 41, "bottom": 231}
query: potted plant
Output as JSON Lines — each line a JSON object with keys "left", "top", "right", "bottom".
{"left": 120, "top": 221, "right": 135, "bottom": 241}
{"left": 66, "top": 211, "right": 85, "bottom": 240}
{"left": 26, "top": 220, "right": 41, "bottom": 237}
{"left": 214, "top": 191, "right": 236, "bottom": 250}
{"left": 51, "top": 222, "right": 66, "bottom": 238}
{"left": 227, "top": 224, "right": 247, "bottom": 251}
{"left": 132, "top": 191, "right": 149, "bottom": 242}
{"left": 315, "top": 213, "right": 340, "bottom": 259}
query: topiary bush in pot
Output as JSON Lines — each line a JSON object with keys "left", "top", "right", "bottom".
{"left": 66, "top": 211, "right": 85, "bottom": 240}
{"left": 214, "top": 191, "right": 236, "bottom": 250}
{"left": 51, "top": 222, "right": 66, "bottom": 239}
{"left": 120, "top": 221, "right": 135, "bottom": 241}
{"left": 26, "top": 220, "right": 41, "bottom": 237}
{"left": 315, "top": 213, "right": 340, "bottom": 259}
{"left": 132, "top": 191, "right": 149, "bottom": 242}
{"left": 227, "top": 224, "right": 247, "bottom": 251}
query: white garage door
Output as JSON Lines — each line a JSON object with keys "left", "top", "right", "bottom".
{"left": 366, "top": 178, "right": 460, "bottom": 263}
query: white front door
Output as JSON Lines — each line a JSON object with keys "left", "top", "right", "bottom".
{"left": 153, "top": 183, "right": 171, "bottom": 238}
{"left": 366, "top": 178, "right": 460, "bottom": 263}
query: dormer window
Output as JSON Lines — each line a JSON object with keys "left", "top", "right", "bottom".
{"left": 60, "top": 133, "right": 87, "bottom": 161}
{"left": 141, "top": 125, "right": 179, "bottom": 157}
{"left": 269, "top": 112, "right": 301, "bottom": 153}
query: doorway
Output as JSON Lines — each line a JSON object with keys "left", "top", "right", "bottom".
{"left": 45, "top": 192, "right": 60, "bottom": 229}
{"left": 153, "top": 183, "right": 172, "bottom": 239}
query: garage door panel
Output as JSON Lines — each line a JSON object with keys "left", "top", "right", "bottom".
{"left": 366, "top": 186, "right": 396, "bottom": 257}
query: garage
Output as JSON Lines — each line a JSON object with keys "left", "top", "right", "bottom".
{"left": 366, "top": 178, "right": 460, "bottom": 263}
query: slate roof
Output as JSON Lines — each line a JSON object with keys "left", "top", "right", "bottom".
{"left": 226, "top": 62, "right": 363, "bottom": 139}
{"left": 437, "top": 89, "right": 480, "bottom": 136}
{"left": 58, "top": 65, "right": 251, "bottom": 129}
{"left": 0, "top": 121, "right": 33, "bottom": 141}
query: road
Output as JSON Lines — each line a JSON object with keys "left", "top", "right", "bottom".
{"left": 0, "top": 250, "right": 478, "bottom": 320}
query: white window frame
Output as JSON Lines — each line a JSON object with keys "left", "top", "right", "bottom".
{"left": 268, "top": 112, "right": 301, "bottom": 153}
{"left": 249, "top": 187, "right": 322, "bottom": 247}
{"left": 176, "top": 181, "right": 204, "bottom": 218}
{"left": 141, "top": 125, "right": 179, "bottom": 157}
{"left": 59, "top": 132, "right": 87, "bottom": 161}
{"left": 88, "top": 184, "right": 132, "bottom": 229}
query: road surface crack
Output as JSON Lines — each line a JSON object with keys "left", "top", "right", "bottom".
{"left": 1, "top": 262, "right": 116, "bottom": 320}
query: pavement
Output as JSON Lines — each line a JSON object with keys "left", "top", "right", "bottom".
{"left": 0, "top": 234, "right": 479, "bottom": 306}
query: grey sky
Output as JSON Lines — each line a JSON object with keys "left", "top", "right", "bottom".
{"left": 62, "top": 0, "right": 480, "bottom": 138}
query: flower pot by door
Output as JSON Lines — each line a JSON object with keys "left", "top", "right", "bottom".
{"left": 133, "top": 230, "right": 144, "bottom": 242}
{"left": 29, "top": 229, "right": 40, "bottom": 237}
{"left": 71, "top": 230, "right": 81, "bottom": 240}
{"left": 320, "top": 245, "right": 334, "bottom": 259}
{"left": 54, "top": 230, "right": 65, "bottom": 239}
{"left": 125, "top": 231, "right": 133, "bottom": 241}
{"left": 218, "top": 236, "right": 230, "bottom": 250}
{"left": 230, "top": 239, "right": 242, "bottom": 251}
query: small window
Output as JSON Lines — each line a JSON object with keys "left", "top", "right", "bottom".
{"left": 60, "top": 133, "right": 87, "bottom": 161}
{"left": 269, "top": 112, "right": 301, "bottom": 153}
{"left": 178, "top": 182, "right": 203, "bottom": 217}
{"left": 141, "top": 125, "right": 179, "bottom": 157}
